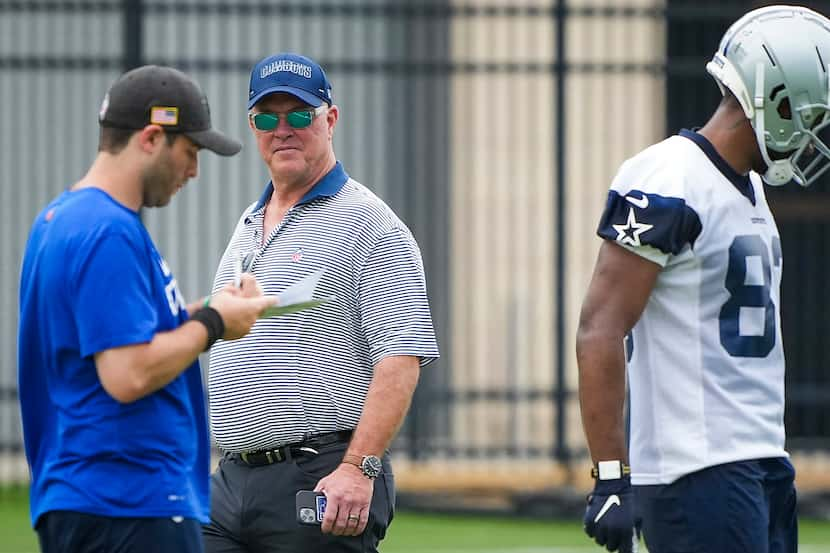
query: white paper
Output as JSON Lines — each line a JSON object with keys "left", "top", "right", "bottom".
{"left": 260, "top": 268, "right": 332, "bottom": 318}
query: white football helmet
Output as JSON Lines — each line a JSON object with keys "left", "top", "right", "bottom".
{"left": 706, "top": 5, "right": 830, "bottom": 186}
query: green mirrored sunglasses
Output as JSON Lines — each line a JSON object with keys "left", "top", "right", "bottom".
{"left": 249, "top": 105, "right": 326, "bottom": 131}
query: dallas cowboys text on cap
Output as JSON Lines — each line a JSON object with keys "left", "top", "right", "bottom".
{"left": 248, "top": 52, "right": 333, "bottom": 109}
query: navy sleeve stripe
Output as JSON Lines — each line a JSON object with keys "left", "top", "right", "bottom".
{"left": 597, "top": 190, "right": 702, "bottom": 255}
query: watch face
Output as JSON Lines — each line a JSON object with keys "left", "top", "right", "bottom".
{"left": 361, "top": 455, "right": 383, "bottom": 478}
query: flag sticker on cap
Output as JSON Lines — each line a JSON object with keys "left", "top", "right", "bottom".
{"left": 150, "top": 106, "right": 179, "bottom": 126}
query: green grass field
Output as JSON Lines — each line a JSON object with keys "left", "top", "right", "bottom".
{"left": 1, "top": 488, "right": 829, "bottom": 552}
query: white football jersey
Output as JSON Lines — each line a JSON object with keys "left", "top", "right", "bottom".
{"left": 597, "top": 130, "right": 788, "bottom": 485}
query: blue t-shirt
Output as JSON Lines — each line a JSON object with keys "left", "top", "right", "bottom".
{"left": 17, "top": 188, "right": 209, "bottom": 525}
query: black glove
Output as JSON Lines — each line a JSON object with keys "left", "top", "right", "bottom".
{"left": 583, "top": 475, "right": 637, "bottom": 552}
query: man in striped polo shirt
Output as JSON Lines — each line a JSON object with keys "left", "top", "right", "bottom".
{"left": 203, "top": 52, "right": 440, "bottom": 553}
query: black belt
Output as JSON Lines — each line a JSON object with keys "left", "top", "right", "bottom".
{"left": 238, "top": 430, "right": 353, "bottom": 467}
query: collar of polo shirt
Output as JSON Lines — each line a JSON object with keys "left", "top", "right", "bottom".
{"left": 252, "top": 161, "right": 349, "bottom": 214}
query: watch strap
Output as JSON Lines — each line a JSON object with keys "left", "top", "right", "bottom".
{"left": 590, "top": 460, "right": 631, "bottom": 480}
{"left": 341, "top": 454, "right": 363, "bottom": 469}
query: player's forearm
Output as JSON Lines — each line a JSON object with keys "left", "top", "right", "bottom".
{"left": 345, "top": 355, "right": 420, "bottom": 458}
{"left": 576, "top": 326, "right": 628, "bottom": 463}
{"left": 95, "top": 321, "right": 208, "bottom": 403}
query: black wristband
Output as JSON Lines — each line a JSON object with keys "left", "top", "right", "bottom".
{"left": 190, "top": 307, "right": 225, "bottom": 351}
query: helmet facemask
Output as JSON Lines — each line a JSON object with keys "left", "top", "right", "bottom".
{"left": 788, "top": 97, "right": 830, "bottom": 186}
{"left": 755, "top": 63, "right": 830, "bottom": 186}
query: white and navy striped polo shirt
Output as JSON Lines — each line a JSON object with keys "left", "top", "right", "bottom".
{"left": 208, "top": 162, "right": 440, "bottom": 453}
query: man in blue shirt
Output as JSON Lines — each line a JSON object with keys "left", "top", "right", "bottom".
{"left": 18, "top": 65, "right": 277, "bottom": 553}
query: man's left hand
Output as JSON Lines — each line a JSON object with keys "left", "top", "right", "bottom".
{"left": 315, "top": 463, "right": 374, "bottom": 536}
{"left": 584, "top": 476, "right": 637, "bottom": 552}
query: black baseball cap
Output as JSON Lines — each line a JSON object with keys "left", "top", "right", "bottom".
{"left": 98, "top": 65, "right": 242, "bottom": 156}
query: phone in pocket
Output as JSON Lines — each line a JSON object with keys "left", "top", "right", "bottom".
{"left": 296, "top": 490, "right": 327, "bottom": 525}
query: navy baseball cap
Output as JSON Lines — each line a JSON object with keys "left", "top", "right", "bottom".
{"left": 99, "top": 65, "right": 242, "bottom": 156}
{"left": 248, "top": 53, "right": 333, "bottom": 109}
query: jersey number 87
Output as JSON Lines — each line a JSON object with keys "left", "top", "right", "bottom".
{"left": 719, "top": 234, "right": 782, "bottom": 358}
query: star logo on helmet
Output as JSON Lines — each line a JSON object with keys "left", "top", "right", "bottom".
{"left": 612, "top": 208, "right": 653, "bottom": 247}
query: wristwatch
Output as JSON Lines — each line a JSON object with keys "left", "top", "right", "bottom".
{"left": 590, "top": 460, "right": 631, "bottom": 480}
{"left": 342, "top": 454, "right": 383, "bottom": 479}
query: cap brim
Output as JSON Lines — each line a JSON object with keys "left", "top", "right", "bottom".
{"left": 248, "top": 86, "right": 324, "bottom": 109}
{"left": 185, "top": 129, "right": 242, "bottom": 156}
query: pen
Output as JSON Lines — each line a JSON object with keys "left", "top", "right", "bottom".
{"left": 233, "top": 251, "right": 243, "bottom": 288}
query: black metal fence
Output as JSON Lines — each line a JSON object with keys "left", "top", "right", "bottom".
{"left": 2, "top": 0, "right": 574, "bottom": 472}
{"left": 3, "top": 0, "right": 829, "bottom": 487}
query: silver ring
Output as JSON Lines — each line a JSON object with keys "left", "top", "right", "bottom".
{"left": 348, "top": 514, "right": 359, "bottom": 521}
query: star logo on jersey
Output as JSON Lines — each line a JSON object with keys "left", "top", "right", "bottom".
{"left": 613, "top": 208, "right": 653, "bottom": 247}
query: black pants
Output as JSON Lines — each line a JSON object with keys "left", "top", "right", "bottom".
{"left": 36, "top": 510, "right": 203, "bottom": 553}
{"left": 204, "top": 442, "right": 395, "bottom": 553}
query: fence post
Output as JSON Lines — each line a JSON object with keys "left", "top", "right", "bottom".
{"left": 123, "top": 0, "right": 143, "bottom": 71}
{"left": 554, "top": 0, "right": 570, "bottom": 467}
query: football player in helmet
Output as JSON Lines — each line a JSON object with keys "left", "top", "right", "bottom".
{"left": 577, "top": 6, "right": 830, "bottom": 552}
